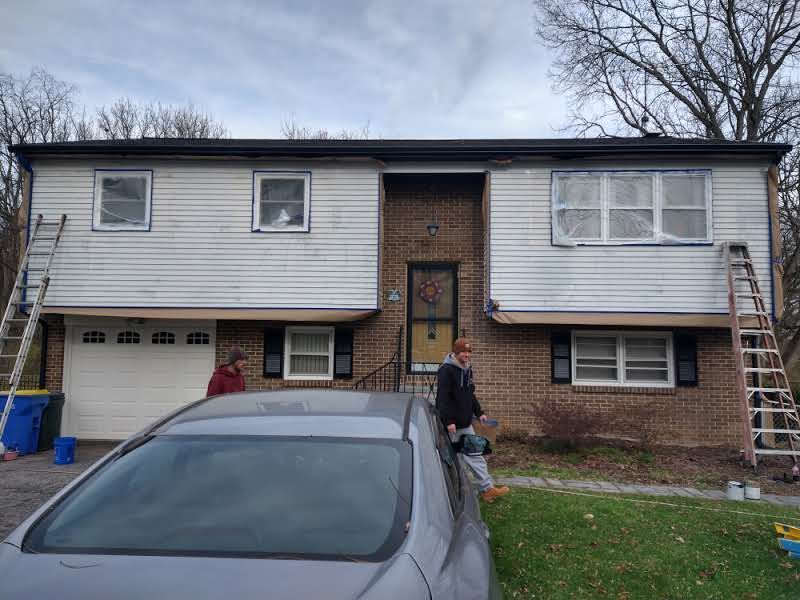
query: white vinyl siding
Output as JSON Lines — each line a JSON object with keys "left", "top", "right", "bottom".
{"left": 28, "top": 159, "right": 380, "bottom": 310}
{"left": 572, "top": 331, "right": 673, "bottom": 387}
{"left": 93, "top": 170, "right": 152, "bottom": 231}
{"left": 284, "top": 326, "right": 334, "bottom": 380}
{"left": 552, "top": 170, "right": 711, "bottom": 244}
{"left": 491, "top": 159, "right": 772, "bottom": 314}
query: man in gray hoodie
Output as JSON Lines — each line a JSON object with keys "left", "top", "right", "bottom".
{"left": 436, "top": 338, "right": 509, "bottom": 502}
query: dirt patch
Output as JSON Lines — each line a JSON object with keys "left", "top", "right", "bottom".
{"left": 488, "top": 437, "right": 800, "bottom": 497}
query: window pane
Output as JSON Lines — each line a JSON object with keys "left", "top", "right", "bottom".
{"left": 23, "top": 436, "right": 409, "bottom": 560}
{"left": 609, "top": 175, "right": 653, "bottom": 208}
{"left": 290, "top": 355, "right": 329, "bottom": 376}
{"left": 662, "top": 174, "right": 706, "bottom": 208}
{"left": 291, "top": 332, "right": 329, "bottom": 354}
{"left": 576, "top": 337, "right": 617, "bottom": 359}
{"left": 101, "top": 176, "right": 147, "bottom": 225}
{"left": 260, "top": 201, "right": 305, "bottom": 228}
{"left": 261, "top": 178, "right": 304, "bottom": 204}
{"left": 609, "top": 209, "right": 654, "bottom": 239}
{"left": 411, "top": 269, "right": 454, "bottom": 319}
{"left": 560, "top": 209, "right": 601, "bottom": 239}
{"left": 626, "top": 368, "right": 669, "bottom": 382}
{"left": 557, "top": 175, "right": 601, "bottom": 208}
{"left": 662, "top": 209, "right": 707, "bottom": 239}
{"left": 576, "top": 366, "right": 617, "bottom": 381}
{"left": 625, "top": 338, "right": 667, "bottom": 360}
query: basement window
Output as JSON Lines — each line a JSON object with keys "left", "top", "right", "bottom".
{"left": 572, "top": 331, "right": 673, "bottom": 387}
{"left": 253, "top": 172, "right": 311, "bottom": 232}
{"left": 93, "top": 170, "right": 152, "bottom": 231}
{"left": 284, "top": 326, "right": 334, "bottom": 380}
{"left": 552, "top": 170, "right": 711, "bottom": 245}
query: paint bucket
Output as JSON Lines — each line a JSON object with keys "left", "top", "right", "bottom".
{"left": 727, "top": 481, "right": 745, "bottom": 501}
{"left": 744, "top": 481, "right": 761, "bottom": 500}
{"left": 54, "top": 436, "right": 76, "bottom": 465}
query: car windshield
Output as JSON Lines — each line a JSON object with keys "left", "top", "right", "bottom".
{"left": 23, "top": 435, "right": 411, "bottom": 561}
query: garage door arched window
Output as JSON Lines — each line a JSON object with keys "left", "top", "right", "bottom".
{"left": 152, "top": 331, "right": 176, "bottom": 345}
{"left": 82, "top": 331, "right": 106, "bottom": 344}
{"left": 187, "top": 332, "right": 210, "bottom": 345}
{"left": 117, "top": 331, "right": 141, "bottom": 344}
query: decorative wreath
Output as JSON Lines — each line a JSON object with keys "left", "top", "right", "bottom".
{"left": 418, "top": 279, "right": 444, "bottom": 304}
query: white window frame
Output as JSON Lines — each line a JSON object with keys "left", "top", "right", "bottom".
{"left": 93, "top": 170, "right": 152, "bottom": 231}
{"left": 253, "top": 171, "right": 311, "bottom": 233}
{"left": 571, "top": 330, "right": 674, "bottom": 388}
{"left": 552, "top": 170, "right": 712, "bottom": 244}
{"left": 283, "top": 326, "right": 335, "bottom": 380}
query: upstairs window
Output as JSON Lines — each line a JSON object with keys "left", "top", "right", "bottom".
{"left": 253, "top": 172, "right": 311, "bottom": 232}
{"left": 93, "top": 170, "right": 152, "bottom": 231}
{"left": 552, "top": 170, "right": 711, "bottom": 245}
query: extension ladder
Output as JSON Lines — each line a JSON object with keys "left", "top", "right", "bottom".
{"left": 725, "top": 242, "right": 800, "bottom": 468}
{"left": 0, "top": 214, "right": 66, "bottom": 451}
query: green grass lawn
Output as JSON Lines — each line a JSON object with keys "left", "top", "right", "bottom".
{"left": 484, "top": 487, "right": 800, "bottom": 599}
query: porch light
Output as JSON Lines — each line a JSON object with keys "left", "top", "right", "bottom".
{"left": 426, "top": 222, "right": 439, "bottom": 236}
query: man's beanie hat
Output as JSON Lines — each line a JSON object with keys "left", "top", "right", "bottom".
{"left": 227, "top": 345, "right": 248, "bottom": 365}
{"left": 453, "top": 337, "right": 473, "bottom": 354}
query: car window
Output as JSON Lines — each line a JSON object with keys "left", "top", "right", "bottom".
{"left": 431, "top": 413, "right": 462, "bottom": 515}
{"left": 24, "top": 435, "right": 412, "bottom": 561}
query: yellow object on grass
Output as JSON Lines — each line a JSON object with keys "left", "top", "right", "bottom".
{"left": 774, "top": 523, "right": 800, "bottom": 540}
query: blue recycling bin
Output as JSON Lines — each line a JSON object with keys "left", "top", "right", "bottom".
{"left": 1, "top": 390, "right": 50, "bottom": 455}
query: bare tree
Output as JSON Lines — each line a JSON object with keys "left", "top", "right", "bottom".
{"left": 535, "top": 0, "right": 800, "bottom": 368}
{"left": 96, "top": 99, "right": 228, "bottom": 139}
{"left": 280, "top": 116, "right": 374, "bottom": 140}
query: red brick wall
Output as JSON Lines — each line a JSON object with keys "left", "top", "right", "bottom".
{"left": 43, "top": 314, "right": 65, "bottom": 392}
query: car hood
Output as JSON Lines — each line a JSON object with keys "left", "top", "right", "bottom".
{"left": 0, "top": 543, "right": 429, "bottom": 600}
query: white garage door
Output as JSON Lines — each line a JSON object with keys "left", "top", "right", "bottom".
{"left": 65, "top": 319, "right": 216, "bottom": 439}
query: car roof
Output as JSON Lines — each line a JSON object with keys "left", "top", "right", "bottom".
{"left": 152, "top": 389, "right": 421, "bottom": 440}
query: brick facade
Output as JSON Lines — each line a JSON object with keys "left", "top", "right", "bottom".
{"left": 43, "top": 314, "right": 65, "bottom": 392}
{"left": 44, "top": 174, "right": 741, "bottom": 447}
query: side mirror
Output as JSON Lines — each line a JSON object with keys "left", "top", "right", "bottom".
{"left": 454, "top": 434, "right": 492, "bottom": 456}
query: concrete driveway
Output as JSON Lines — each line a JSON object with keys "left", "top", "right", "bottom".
{"left": 1, "top": 442, "right": 116, "bottom": 539}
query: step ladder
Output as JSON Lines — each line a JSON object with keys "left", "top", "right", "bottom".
{"left": 0, "top": 214, "right": 66, "bottom": 452}
{"left": 725, "top": 242, "right": 800, "bottom": 468}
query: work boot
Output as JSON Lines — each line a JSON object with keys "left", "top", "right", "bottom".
{"left": 481, "top": 486, "right": 510, "bottom": 503}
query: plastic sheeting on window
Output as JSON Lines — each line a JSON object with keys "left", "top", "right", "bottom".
{"left": 99, "top": 175, "right": 148, "bottom": 227}
{"left": 552, "top": 171, "right": 710, "bottom": 246}
{"left": 259, "top": 178, "right": 306, "bottom": 228}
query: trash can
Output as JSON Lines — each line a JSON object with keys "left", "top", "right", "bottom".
{"left": 0, "top": 390, "right": 50, "bottom": 455}
{"left": 38, "top": 392, "right": 65, "bottom": 452}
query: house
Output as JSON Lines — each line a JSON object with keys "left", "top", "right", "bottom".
{"left": 7, "top": 136, "right": 790, "bottom": 446}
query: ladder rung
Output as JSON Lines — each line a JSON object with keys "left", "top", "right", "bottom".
{"left": 0, "top": 354, "right": 19, "bottom": 358}
{"left": 735, "top": 276, "right": 756, "bottom": 280}
{"left": 6, "top": 318, "right": 29, "bottom": 322}
{"left": 748, "top": 387, "right": 791, "bottom": 393}
{"left": 745, "top": 367, "right": 785, "bottom": 373}
{"left": 740, "top": 330, "right": 774, "bottom": 336}
{"left": 730, "top": 260, "right": 752, "bottom": 265}
{"left": 752, "top": 428, "right": 800, "bottom": 434}
{"left": 16, "top": 283, "right": 40, "bottom": 289}
{"left": 1, "top": 336, "right": 23, "bottom": 341}
{"left": 751, "top": 407, "right": 798, "bottom": 413}
{"left": 26, "top": 252, "right": 52, "bottom": 256}
{"left": 742, "top": 348, "right": 780, "bottom": 354}
{"left": 754, "top": 449, "right": 800, "bottom": 456}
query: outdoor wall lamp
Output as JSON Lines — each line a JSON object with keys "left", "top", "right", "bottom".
{"left": 426, "top": 222, "right": 440, "bottom": 236}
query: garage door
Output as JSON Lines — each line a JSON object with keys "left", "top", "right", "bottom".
{"left": 65, "top": 319, "right": 216, "bottom": 439}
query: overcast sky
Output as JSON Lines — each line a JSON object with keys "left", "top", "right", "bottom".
{"left": 1, "top": 0, "right": 570, "bottom": 138}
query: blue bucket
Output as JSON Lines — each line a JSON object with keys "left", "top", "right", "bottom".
{"left": 53, "top": 436, "right": 76, "bottom": 465}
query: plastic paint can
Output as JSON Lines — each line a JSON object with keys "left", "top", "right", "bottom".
{"left": 744, "top": 481, "right": 761, "bottom": 500}
{"left": 727, "top": 481, "right": 745, "bottom": 501}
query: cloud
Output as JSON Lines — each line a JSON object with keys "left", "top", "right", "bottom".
{"left": 0, "top": 0, "right": 569, "bottom": 138}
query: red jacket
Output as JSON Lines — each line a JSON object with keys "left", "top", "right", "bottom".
{"left": 206, "top": 365, "right": 246, "bottom": 396}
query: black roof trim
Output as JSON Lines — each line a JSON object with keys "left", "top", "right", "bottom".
{"left": 9, "top": 136, "right": 792, "bottom": 161}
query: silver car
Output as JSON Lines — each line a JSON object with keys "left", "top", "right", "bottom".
{"left": 1, "top": 390, "right": 502, "bottom": 599}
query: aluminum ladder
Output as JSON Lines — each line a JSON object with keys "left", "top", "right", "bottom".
{"left": 0, "top": 214, "right": 66, "bottom": 451}
{"left": 725, "top": 241, "right": 800, "bottom": 468}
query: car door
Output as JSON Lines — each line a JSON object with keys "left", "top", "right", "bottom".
{"left": 429, "top": 412, "right": 499, "bottom": 599}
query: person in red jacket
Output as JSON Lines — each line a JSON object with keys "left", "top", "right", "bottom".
{"left": 206, "top": 346, "right": 248, "bottom": 396}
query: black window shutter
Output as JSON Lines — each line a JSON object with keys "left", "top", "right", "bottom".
{"left": 675, "top": 334, "right": 698, "bottom": 387}
{"left": 334, "top": 329, "right": 354, "bottom": 379}
{"left": 551, "top": 331, "right": 571, "bottom": 384}
{"left": 263, "top": 328, "right": 284, "bottom": 378}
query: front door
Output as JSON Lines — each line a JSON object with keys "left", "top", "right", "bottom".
{"left": 407, "top": 264, "right": 458, "bottom": 373}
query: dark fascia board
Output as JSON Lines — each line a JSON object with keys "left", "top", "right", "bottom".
{"left": 9, "top": 137, "right": 793, "bottom": 162}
